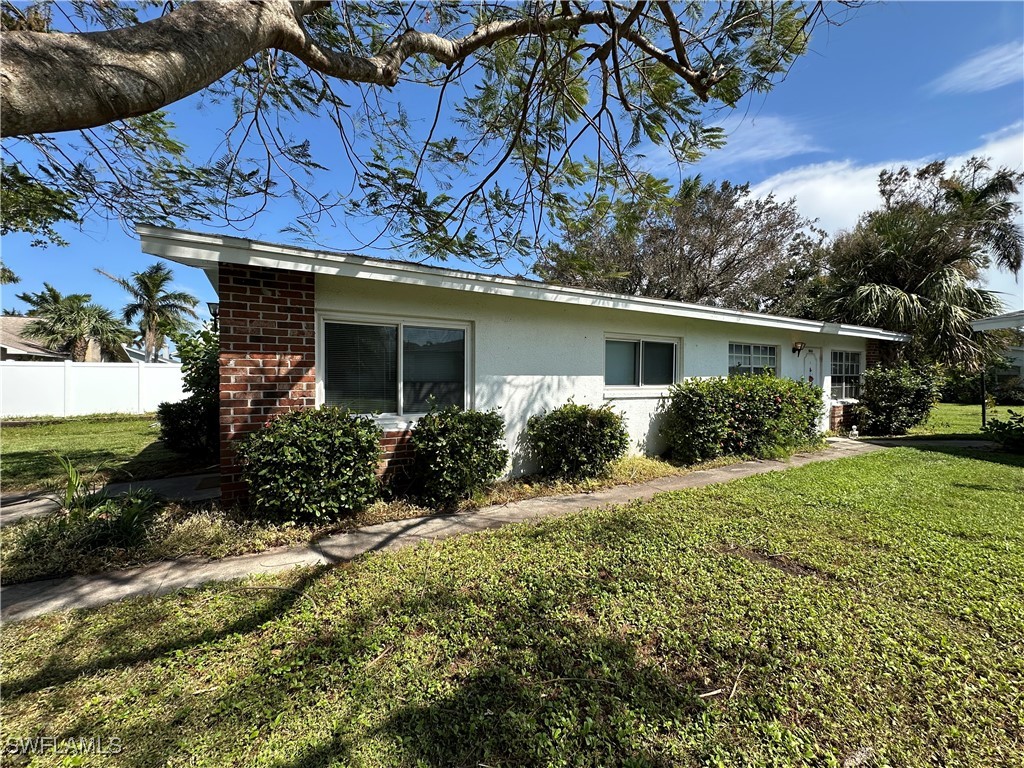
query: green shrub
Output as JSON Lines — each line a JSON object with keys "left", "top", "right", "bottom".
{"left": 525, "top": 402, "right": 629, "bottom": 481}
{"left": 984, "top": 409, "right": 1024, "bottom": 453}
{"left": 855, "top": 365, "right": 939, "bottom": 436}
{"left": 994, "top": 376, "right": 1024, "bottom": 406}
{"left": 940, "top": 367, "right": 983, "bottom": 404}
{"left": 408, "top": 405, "right": 509, "bottom": 508}
{"left": 236, "top": 407, "right": 382, "bottom": 522}
{"left": 158, "top": 326, "right": 219, "bottom": 458}
{"left": 157, "top": 398, "right": 218, "bottom": 455}
{"left": 662, "top": 374, "right": 822, "bottom": 463}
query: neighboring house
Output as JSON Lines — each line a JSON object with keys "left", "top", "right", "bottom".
{"left": 0, "top": 315, "right": 130, "bottom": 363}
{"left": 138, "top": 225, "right": 909, "bottom": 504}
{"left": 0, "top": 316, "right": 66, "bottom": 361}
{"left": 123, "top": 345, "right": 178, "bottom": 364}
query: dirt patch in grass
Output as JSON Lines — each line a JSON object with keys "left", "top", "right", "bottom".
{"left": 719, "top": 543, "right": 830, "bottom": 580}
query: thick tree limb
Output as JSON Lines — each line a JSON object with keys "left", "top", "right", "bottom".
{"left": 1, "top": 0, "right": 618, "bottom": 137}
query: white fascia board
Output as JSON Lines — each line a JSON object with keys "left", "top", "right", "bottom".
{"left": 971, "top": 310, "right": 1024, "bottom": 332}
{"left": 138, "top": 225, "right": 910, "bottom": 342}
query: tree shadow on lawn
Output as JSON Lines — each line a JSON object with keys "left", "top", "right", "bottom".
{"left": 8, "top": 516, "right": 739, "bottom": 767}
{"left": 869, "top": 442, "right": 1024, "bottom": 469}
{"left": 2, "top": 442, "right": 211, "bottom": 491}
{"left": 2, "top": 568, "right": 331, "bottom": 698}
{"left": 106, "top": 440, "right": 213, "bottom": 483}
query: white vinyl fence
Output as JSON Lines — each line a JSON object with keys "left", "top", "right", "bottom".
{"left": 0, "top": 361, "right": 186, "bottom": 418}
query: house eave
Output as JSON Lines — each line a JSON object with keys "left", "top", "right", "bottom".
{"left": 137, "top": 225, "right": 911, "bottom": 343}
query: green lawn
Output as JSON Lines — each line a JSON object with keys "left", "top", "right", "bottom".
{"left": 907, "top": 402, "right": 1013, "bottom": 438}
{"left": 3, "top": 447, "right": 1022, "bottom": 766}
{"left": 1, "top": 415, "right": 211, "bottom": 491}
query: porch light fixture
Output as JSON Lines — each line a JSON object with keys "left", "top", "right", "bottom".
{"left": 208, "top": 302, "right": 220, "bottom": 331}
{"left": 791, "top": 341, "right": 806, "bottom": 356}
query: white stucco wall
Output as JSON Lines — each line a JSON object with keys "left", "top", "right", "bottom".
{"left": 316, "top": 276, "right": 866, "bottom": 473}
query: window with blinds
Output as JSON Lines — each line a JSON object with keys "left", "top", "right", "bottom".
{"left": 324, "top": 321, "right": 466, "bottom": 414}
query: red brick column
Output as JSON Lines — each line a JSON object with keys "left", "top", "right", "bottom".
{"left": 865, "top": 339, "right": 881, "bottom": 369}
{"left": 218, "top": 264, "right": 316, "bottom": 505}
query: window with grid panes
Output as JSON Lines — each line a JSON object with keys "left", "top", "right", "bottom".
{"left": 830, "top": 351, "right": 862, "bottom": 399}
{"left": 728, "top": 343, "right": 777, "bottom": 375}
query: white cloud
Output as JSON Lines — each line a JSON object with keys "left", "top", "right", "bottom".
{"left": 701, "top": 114, "right": 823, "bottom": 168}
{"left": 929, "top": 40, "right": 1024, "bottom": 95}
{"left": 749, "top": 123, "right": 1024, "bottom": 306}
{"left": 636, "top": 114, "right": 822, "bottom": 175}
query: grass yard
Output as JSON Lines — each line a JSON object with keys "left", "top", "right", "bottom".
{"left": 907, "top": 401, "right": 1013, "bottom": 438}
{"left": 3, "top": 446, "right": 1022, "bottom": 766}
{"left": 1, "top": 415, "right": 211, "bottom": 491}
{"left": 0, "top": 455, "right": 738, "bottom": 584}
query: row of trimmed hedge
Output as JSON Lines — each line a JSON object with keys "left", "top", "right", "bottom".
{"left": 232, "top": 374, "right": 831, "bottom": 524}
{"left": 235, "top": 402, "right": 632, "bottom": 523}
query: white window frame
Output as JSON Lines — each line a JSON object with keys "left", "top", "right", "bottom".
{"left": 829, "top": 349, "right": 862, "bottom": 401}
{"left": 316, "top": 311, "right": 473, "bottom": 424}
{"left": 728, "top": 342, "right": 779, "bottom": 376}
{"left": 604, "top": 334, "right": 680, "bottom": 396}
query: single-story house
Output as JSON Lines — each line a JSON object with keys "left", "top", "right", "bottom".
{"left": 0, "top": 315, "right": 172, "bottom": 363}
{"left": 138, "top": 225, "right": 908, "bottom": 504}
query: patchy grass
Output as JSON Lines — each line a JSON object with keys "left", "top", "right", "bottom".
{"left": 907, "top": 402, "right": 1011, "bottom": 438}
{"left": 1, "top": 415, "right": 210, "bottom": 491}
{"left": 0, "top": 455, "right": 715, "bottom": 584}
{"left": 3, "top": 447, "right": 1021, "bottom": 766}
{"left": 474, "top": 454, "right": 745, "bottom": 507}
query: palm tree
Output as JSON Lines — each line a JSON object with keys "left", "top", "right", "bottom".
{"left": 98, "top": 264, "right": 199, "bottom": 362}
{"left": 17, "top": 283, "right": 131, "bottom": 361}
{"left": 940, "top": 158, "right": 1023, "bottom": 274}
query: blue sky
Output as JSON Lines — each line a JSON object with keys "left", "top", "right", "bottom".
{"left": 2, "top": 1, "right": 1023, "bottom": 322}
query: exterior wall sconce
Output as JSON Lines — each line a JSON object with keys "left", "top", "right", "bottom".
{"left": 208, "top": 302, "right": 220, "bottom": 331}
{"left": 792, "top": 341, "right": 806, "bottom": 356}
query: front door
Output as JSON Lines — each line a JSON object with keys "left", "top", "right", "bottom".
{"left": 802, "top": 347, "right": 823, "bottom": 388}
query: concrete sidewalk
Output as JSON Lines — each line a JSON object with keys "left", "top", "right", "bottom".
{"left": 1, "top": 439, "right": 882, "bottom": 622}
{"left": 0, "top": 473, "right": 220, "bottom": 524}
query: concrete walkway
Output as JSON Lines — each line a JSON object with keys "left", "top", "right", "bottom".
{"left": 1, "top": 439, "right": 883, "bottom": 622}
{"left": 0, "top": 473, "right": 220, "bottom": 524}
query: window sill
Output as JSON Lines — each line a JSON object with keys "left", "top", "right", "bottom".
{"left": 603, "top": 388, "right": 671, "bottom": 400}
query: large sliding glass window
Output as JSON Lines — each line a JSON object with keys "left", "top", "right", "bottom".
{"left": 324, "top": 320, "right": 466, "bottom": 414}
{"left": 605, "top": 338, "right": 677, "bottom": 387}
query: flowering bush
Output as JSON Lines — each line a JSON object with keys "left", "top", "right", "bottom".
{"left": 662, "top": 374, "right": 822, "bottom": 463}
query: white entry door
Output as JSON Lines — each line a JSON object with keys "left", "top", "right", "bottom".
{"left": 802, "top": 347, "right": 823, "bottom": 388}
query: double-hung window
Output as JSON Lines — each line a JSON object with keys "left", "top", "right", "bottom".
{"left": 728, "top": 343, "right": 777, "bottom": 376}
{"left": 830, "top": 351, "right": 861, "bottom": 399}
{"left": 605, "top": 338, "right": 677, "bottom": 387}
{"left": 323, "top": 320, "right": 467, "bottom": 415}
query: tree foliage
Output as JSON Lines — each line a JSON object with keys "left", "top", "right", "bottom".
{"left": 818, "top": 158, "right": 1023, "bottom": 370}
{"left": 0, "top": 1, "right": 851, "bottom": 262}
{"left": 16, "top": 282, "right": 132, "bottom": 361}
{"left": 535, "top": 174, "right": 824, "bottom": 309}
{"left": 99, "top": 263, "right": 199, "bottom": 362}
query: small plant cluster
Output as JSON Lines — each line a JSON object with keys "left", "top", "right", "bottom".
{"left": 984, "top": 410, "right": 1024, "bottom": 453}
{"left": 407, "top": 405, "right": 509, "bottom": 508}
{"left": 525, "top": 402, "right": 629, "bottom": 481}
{"left": 236, "top": 408, "right": 383, "bottom": 523}
{"left": 157, "top": 326, "right": 219, "bottom": 459}
{"left": 4, "top": 457, "right": 162, "bottom": 580}
{"left": 662, "top": 374, "right": 822, "bottom": 463}
{"left": 855, "top": 364, "right": 940, "bottom": 436}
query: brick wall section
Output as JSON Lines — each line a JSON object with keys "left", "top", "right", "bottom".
{"left": 830, "top": 404, "right": 855, "bottom": 433}
{"left": 865, "top": 339, "right": 881, "bottom": 368}
{"left": 218, "top": 264, "right": 317, "bottom": 505}
{"left": 380, "top": 429, "right": 415, "bottom": 487}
